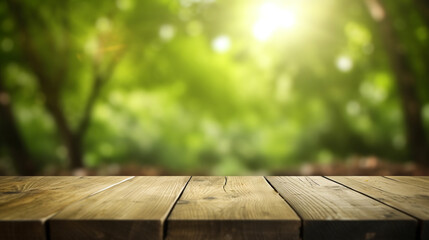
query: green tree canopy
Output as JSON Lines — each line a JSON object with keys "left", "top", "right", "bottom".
{"left": 0, "top": 0, "right": 428, "bottom": 175}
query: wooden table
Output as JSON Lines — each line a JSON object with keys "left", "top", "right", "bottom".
{"left": 0, "top": 176, "right": 428, "bottom": 240}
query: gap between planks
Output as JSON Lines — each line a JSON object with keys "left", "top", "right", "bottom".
{"left": 165, "top": 176, "right": 301, "bottom": 240}
{"left": 0, "top": 176, "right": 134, "bottom": 240}
{"left": 323, "top": 176, "right": 421, "bottom": 221}
{"left": 48, "top": 176, "right": 412, "bottom": 240}
{"left": 6, "top": 176, "right": 424, "bottom": 240}
{"left": 49, "top": 176, "right": 191, "bottom": 240}
{"left": 324, "top": 176, "right": 423, "bottom": 240}
{"left": 162, "top": 176, "right": 193, "bottom": 240}
{"left": 263, "top": 176, "right": 304, "bottom": 240}
{"left": 267, "top": 176, "right": 417, "bottom": 240}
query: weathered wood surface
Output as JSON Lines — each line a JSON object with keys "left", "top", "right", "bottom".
{"left": 1, "top": 176, "right": 428, "bottom": 240}
{"left": 385, "top": 176, "right": 429, "bottom": 189}
{"left": 0, "top": 176, "right": 131, "bottom": 240}
{"left": 50, "top": 176, "right": 190, "bottom": 240}
{"left": 328, "top": 176, "right": 429, "bottom": 240}
{"left": 266, "top": 176, "right": 417, "bottom": 240}
{"left": 166, "top": 176, "right": 300, "bottom": 240}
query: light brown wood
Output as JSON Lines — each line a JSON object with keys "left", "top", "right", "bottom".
{"left": 385, "top": 176, "right": 429, "bottom": 190}
{"left": 2, "top": 176, "right": 427, "bottom": 240}
{"left": 328, "top": 176, "right": 429, "bottom": 240}
{"left": 50, "top": 176, "right": 190, "bottom": 240}
{"left": 0, "top": 176, "right": 131, "bottom": 240}
{"left": 417, "top": 176, "right": 429, "bottom": 180}
{"left": 166, "top": 176, "right": 300, "bottom": 240}
{"left": 266, "top": 176, "right": 417, "bottom": 240}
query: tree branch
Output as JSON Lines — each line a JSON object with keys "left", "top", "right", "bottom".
{"left": 77, "top": 49, "right": 124, "bottom": 137}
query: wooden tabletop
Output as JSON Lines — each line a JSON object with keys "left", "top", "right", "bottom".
{"left": 0, "top": 176, "right": 427, "bottom": 240}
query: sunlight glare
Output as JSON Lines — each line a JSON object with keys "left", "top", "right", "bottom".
{"left": 212, "top": 35, "right": 231, "bottom": 53}
{"left": 253, "top": 3, "right": 297, "bottom": 41}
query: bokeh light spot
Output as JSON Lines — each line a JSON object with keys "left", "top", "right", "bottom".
{"left": 336, "top": 55, "right": 353, "bottom": 72}
{"left": 212, "top": 35, "right": 231, "bottom": 53}
{"left": 159, "top": 24, "right": 176, "bottom": 41}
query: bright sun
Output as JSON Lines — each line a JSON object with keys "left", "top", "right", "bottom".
{"left": 253, "top": 3, "right": 297, "bottom": 41}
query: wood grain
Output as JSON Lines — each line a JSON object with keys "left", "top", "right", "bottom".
{"left": 328, "top": 176, "right": 429, "bottom": 240}
{"left": 266, "top": 176, "right": 417, "bottom": 240}
{"left": 385, "top": 176, "right": 429, "bottom": 190}
{"left": 166, "top": 176, "right": 300, "bottom": 240}
{"left": 0, "top": 176, "right": 131, "bottom": 240}
{"left": 50, "top": 176, "right": 190, "bottom": 240}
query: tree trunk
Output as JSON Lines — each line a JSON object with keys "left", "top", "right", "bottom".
{"left": 413, "top": 0, "right": 429, "bottom": 100}
{"left": 44, "top": 100, "right": 84, "bottom": 169}
{"left": 6, "top": 0, "right": 120, "bottom": 171}
{"left": 66, "top": 135, "right": 84, "bottom": 169}
{"left": 0, "top": 76, "right": 37, "bottom": 175}
{"left": 6, "top": 0, "right": 85, "bottom": 170}
{"left": 366, "top": 0, "right": 428, "bottom": 164}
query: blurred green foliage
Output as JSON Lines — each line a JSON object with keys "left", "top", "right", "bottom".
{"left": 0, "top": 0, "right": 428, "bottom": 175}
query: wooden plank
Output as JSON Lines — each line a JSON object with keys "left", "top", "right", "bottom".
{"left": 328, "top": 176, "right": 429, "bottom": 240}
{"left": 385, "top": 176, "right": 429, "bottom": 190}
{"left": 266, "top": 176, "right": 417, "bottom": 240}
{"left": 0, "top": 176, "right": 131, "bottom": 240}
{"left": 50, "top": 176, "right": 190, "bottom": 240}
{"left": 166, "top": 176, "right": 300, "bottom": 240}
